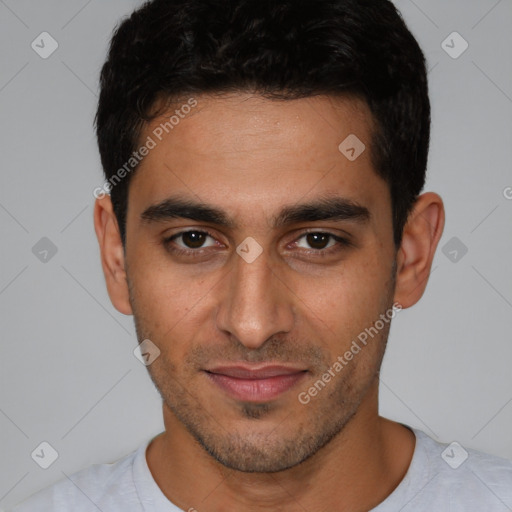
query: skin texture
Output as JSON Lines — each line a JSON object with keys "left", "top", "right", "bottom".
{"left": 94, "top": 93, "right": 445, "bottom": 511}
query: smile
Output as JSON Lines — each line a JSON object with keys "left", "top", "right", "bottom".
{"left": 204, "top": 365, "right": 308, "bottom": 402}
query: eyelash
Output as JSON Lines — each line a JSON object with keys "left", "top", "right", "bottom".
{"left": 162, "top": 229, "right": 352, "bottom": 258}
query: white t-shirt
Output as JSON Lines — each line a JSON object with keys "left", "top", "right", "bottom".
{"left": 10, "top": 427, "right": 512, "bottom": 511}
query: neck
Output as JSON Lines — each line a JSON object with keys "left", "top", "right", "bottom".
{"left": 146, "top": 381, "right": 415, "bottom": 512}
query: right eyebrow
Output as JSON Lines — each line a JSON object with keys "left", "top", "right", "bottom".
{"left": 140, "top": 197, "right": 236, "bottom": 228}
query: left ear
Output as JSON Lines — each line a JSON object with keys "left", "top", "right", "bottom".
{"left": 393, "top": 192, "right": 445, "bottom": 308}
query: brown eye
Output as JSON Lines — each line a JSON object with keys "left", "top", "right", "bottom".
{"left": 166, "top": 230, "right": 217, "bottom": 251}
{"left": 305, "top": 233, "right": 331, "bottom": 250}
{"left": 180, "top": 231, "right": 209, "bottom": 248}
{"left": 293, "top": 232, "right": 352, "bottom": 255}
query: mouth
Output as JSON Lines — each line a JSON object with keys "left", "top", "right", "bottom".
{"left": 204, "top": 364, "right": 308, "bottom": 403}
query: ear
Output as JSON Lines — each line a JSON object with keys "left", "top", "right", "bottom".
{"left": 93, "top": 196, "right": 133, "bottom": 315}
{"left": 393, "top": 192, "right": 445, "bottom": 308}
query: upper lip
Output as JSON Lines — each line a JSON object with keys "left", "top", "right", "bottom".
{"left": 205, "top": 364, "right": 307, "bottom": 380}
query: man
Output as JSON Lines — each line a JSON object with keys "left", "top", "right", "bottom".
{"left": 12, "top": 0, "right": 512, "bottom": 510}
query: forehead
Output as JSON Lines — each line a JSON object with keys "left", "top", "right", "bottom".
{"left": 128, "top": 93, "right": 389, "bottom": 225}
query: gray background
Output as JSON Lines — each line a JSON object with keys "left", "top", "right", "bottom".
{"left": 1, "top": 0, "right": 511, "bottom": 509}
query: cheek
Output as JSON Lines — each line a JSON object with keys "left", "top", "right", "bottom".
{"left": 298, "top": 255, "right": 390, "bottom": 322}
{"left": 128, "top": 251, "right": 220, "bottom": 349}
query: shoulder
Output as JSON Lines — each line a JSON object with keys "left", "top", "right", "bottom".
{"left": 10, "top": 444, "right": 145, "bottom": 512}
{"left": 413, "top": 428, "right": 512, "bottom": 508}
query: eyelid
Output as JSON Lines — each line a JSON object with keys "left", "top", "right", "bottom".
{"left": 168, "top": 228, "right": 215, "bottom": 241}
{"left": 162, "top": 228, "right": 353, "bottom": 257}
{"left": 165, "top": 228, "right": 220, "bottom": 249}
{"left": 288, "top": 231, "right": 353, "bottom": 253}
{"left": 295, "top": 226, "right": 354, "bottom": 240}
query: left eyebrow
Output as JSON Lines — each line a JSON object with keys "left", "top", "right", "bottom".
{"left": 140, "top": 195, "right": 371, "bottom": 229}
{"left": 271, "top": 196, "right": 371, "bottom": 228}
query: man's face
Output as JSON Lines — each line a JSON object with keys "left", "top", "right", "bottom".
{"left": 124, "top": 93, "right": 397, "bottom": 472}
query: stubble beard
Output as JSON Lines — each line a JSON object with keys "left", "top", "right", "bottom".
{"left": 128, "top": 266, "right": 395, "bottom": 473}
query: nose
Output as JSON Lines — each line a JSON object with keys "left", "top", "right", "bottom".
{"left": 215, "top": 246, "right": 295, "bottom": 350}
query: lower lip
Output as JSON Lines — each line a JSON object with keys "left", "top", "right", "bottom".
{"left": 206, "top": 372, "right": 307, "bottom": 402}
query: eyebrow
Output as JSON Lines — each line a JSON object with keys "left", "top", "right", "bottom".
{"left": 140, "top": 195, "right": 371, "bottom": 229}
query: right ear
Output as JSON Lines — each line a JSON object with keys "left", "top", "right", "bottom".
{"left": 93, "top": 196, "right": 133, "bottom": 315}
